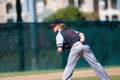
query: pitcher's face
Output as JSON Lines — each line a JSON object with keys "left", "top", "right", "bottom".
{"left": 54, "top": 25, "right": 60, "bottom": 32}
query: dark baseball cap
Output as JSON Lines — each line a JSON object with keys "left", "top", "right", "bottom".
{"left": 49, "top": 19, "right": 63, "bottom": 27}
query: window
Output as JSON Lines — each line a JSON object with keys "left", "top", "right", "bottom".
{"left": 104, "top": 0, "right": 108, "bottom": 9}
{"left": 7, "top": 18, "right": 14, "bottom": 22}
{"left": 105, "top": 15, "right": 109, "bottom": 20}
{"left": 43, "top": 0, "right": 47, "bottom": 6}
{"left": 112, "top": 15, "right": 118, "bottom": 20}
{"left": 93, "top": 0, "right": 98, "bottom": 12}
{"left": 69, "top": 0, "right": 74, "bottom": 5}
{"left": 6, "top": 3, "right": 13, "bottom": 13}
{"left": 111, "top": 0, "right": 117, "bottom": 9}
{"left": 100, "top": 0, "right": 108, "bottom": 10}
{"left": 78, "top": 0, "right": 84, "bottom": 7}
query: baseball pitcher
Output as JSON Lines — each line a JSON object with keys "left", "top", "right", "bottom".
{"left": 49, "top": 19, "right": 111, "bottom": 80}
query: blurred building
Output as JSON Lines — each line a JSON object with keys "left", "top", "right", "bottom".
{"left": 99, "top": 0, "right": 120, "bottom": 21}
{"left": 0, "top": 0, "right": 96, "bottom": 23}
{"left": 0, "top": 0, "right": 120, "bottom": 23}
{"left": 36, "top": 0, "right": 120, "bottom": 21}
{"left": 36, "top": 0, "right": 96, "bottom": 22}
{"left": 0, "top": 0, "right": 29, "bottom": 23}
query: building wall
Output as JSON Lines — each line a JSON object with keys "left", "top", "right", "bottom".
{"left": 0, "top": 0, "right": 29, "bottom": 23}
{"left": 99, "top": 0, "right": 120, "bottom": 21}
{"left": 45, "top": 0, "right": 65, "bottom": 11}
{"left": 0, "top": 1, "right": 6, "bottom": 23}
{"left": 79, "top": 0, "right": 94, "bottom": 13}
{"left": 0, "top": 0, "right": 95, "bottom": 23}
{"left": 0, "top": 0, "right": 120, "bottom": 23}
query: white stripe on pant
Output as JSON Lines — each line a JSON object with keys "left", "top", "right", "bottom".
{"left": 62, "top": 42, "right": 110, "bottom": 80}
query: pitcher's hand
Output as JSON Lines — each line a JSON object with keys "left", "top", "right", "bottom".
{"left": 57, "top": 47, "right": 63, "bottom": 53}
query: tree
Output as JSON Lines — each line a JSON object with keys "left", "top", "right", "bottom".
{"left": 44, "top": 5, "right": 83, "bottom": 21}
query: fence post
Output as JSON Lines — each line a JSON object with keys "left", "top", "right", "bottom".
{"left": 17, "top": 24, "right": 25, "bottom": 71}
{"left": 28, "top": 0, "right": 37, "bottom": 70}
{"left": 16, "top": 0, "right": 25, "bottom": 71}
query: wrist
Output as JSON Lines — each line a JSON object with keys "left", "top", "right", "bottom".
{"left": 80, "top": 39, "right": 84, "bottom": 42}
{"left": 80, "top": 39, "right": 85, "bottom": 44}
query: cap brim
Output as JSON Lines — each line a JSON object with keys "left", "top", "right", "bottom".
{"left": 49, "top": 24, "right": 57, "bottom": 27}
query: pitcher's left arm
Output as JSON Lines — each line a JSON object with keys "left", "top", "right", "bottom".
{"left": 79, "top": 32, "right": 85, "bottom": 44}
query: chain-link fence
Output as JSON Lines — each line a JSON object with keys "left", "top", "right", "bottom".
{"left": 0, "top": 21, "right": 120, "bottom": 72}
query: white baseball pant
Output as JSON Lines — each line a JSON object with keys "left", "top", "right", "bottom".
{"left": 62, "top": 42, "right": 110, "bottom": 80}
